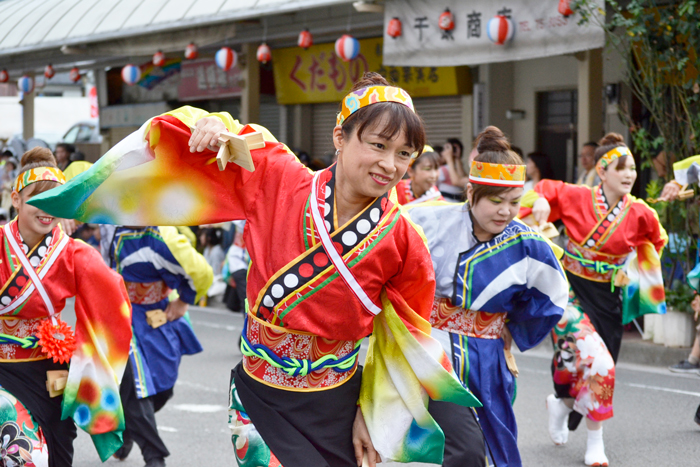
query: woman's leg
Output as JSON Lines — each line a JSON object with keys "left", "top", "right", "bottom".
{"left": 585, "top": 419, "right": 608, "bottom": 466}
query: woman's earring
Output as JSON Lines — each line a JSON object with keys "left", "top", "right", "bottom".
{"left": 335, "top": 149, "right": 340, "bottom": 157}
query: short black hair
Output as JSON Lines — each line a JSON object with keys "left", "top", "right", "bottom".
{"left": 583, "top": 141, "right": 599, "bottom": 148}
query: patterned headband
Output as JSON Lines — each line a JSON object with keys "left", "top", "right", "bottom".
{"left": 469, "top": 161, "right": 526, "bottom": 187}
{"left": 597, "top": 146, "right": 633, "bottom": 170}
{"left": 336, "top": 85, "right": 415, "bottom": 126}
{"left": 409, "top": 145, "right": 434, "bottom": 167}
{"left": 15, "top": 167, "right": 66, "bottom": 193}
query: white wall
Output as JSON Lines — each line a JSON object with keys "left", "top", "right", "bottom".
{"left": 511, "top": 54, "right": 579, "bottom": 155}
{"left": 0, "top": 96, "right": 91, "bottom": 145}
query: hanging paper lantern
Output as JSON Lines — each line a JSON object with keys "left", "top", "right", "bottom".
{"left": 334, "top": 34, "right": 360, "bottom": 62}
{"left": 153, "top": 51, "right": 166, "bottom": 67}
{"left": 298, "top": 29, "right": 313, "bottom": 49}
{"left": 185, "top": 42, "right": 199, "bottom": 60}
{"left": 487, "top": 15, "right": 515, "bottom": 45}
{"left": 256, "top": 43, "right": 272, "bottom": 64}
{"left": 17, "top": 75, "right": 34, "bottom": 94}
{"left": 69, "top": 67, "right": 81, "bottom": 83}
{"left": 44, "top": 64, "right": 55, "bottom": 79}
{"left": 387, "top": 17, "right": 402, "bottom": 39}
{"left": 215, "top": 47, "right": 237, "bottom": 71}
{"left": 121, "top": 64, "right": 141, "bottom": 85}
{"left": 558, "top": 0, "right": 574, "bottom": 17}
{"left": 438, "top": 8, "right": 455, "bottom": 32}
{"left": 0, "top": 70, "right": 8, "bottom": 83}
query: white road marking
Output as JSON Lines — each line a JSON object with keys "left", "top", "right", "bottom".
{"left": 189, "top": 305, "right": 242, "bottom": 317}
{"left": 158, "top": 426, "right": 178, "bottom": 432}
{"left": 172, "top": 404, "right": 227, "bottom": 413}
{"left": 625, "top": 383, "right": 700, "bottom": 397}
{"left": 191, "top": 320, "right": 237, "bottom": 332}
{"left": 176, "top": 380, "right": 225, "bottom": 394}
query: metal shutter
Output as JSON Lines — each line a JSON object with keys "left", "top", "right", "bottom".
{"left": 259, "top": 95, "right": 281, "bottom": 140}
{"left": 413, "top": 96, "right": 463, "bottom": 148}
{"left": 311, "top": 103, "right": 339, "bottom": 160}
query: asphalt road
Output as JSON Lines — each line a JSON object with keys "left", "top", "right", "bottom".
{"left": 65, "top": 304, "right": 700, "bottom": 466}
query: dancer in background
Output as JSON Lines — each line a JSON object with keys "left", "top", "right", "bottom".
{"left": 29, "top": 73, "right": 480, "bottom": 467}
{"left": 407, "top": 127, "right": 568, "bottom": 467}
{"left": 109, "top": 225, "right": 212, "bottom": 467}
{"left": 0, "top": 148, "right": 131, "bottom": 466}
{"left": 525, "top": 133, "right": 667, "bottom": 466}
{"left": 395, "top": 149, "right": 443, "bottom": 205}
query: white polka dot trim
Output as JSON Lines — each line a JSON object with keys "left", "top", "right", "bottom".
{"left": 433, "top": 246, "right": 445, "bottom": 258}
{"left": 586, "top": 239, "right": 595, "bottom": 246}
{"left": 324, "top": 186, "right": 332, "bottom": 199}
{"left": 283, "top": 274, "right": 299, "bottom": 289}
{"left": 324, "top": 203, "right": 331, "bottom": 216}
{"left": 263, "top": 295, "right": 274, "bottom": 308}
{"left": 607, "top": 214, "right": 615, "bottom": 222}
{"left": 1, "top": 297, "right": 10, "bottom": 305}
{"left": 324, "top": 220, "right": 332, "bottom": 232}
{"left": 612, "top": 207, "right": 620, "bottom": 215}
{"left": 370, "top": 208, "right": 380, "bottom": 223}
{"left": 271, "top": 284, "right": 284, "bottom": 299}
{"left": 37, "top": 246, "right": 47, "bottom": 257}
{"left": 356, "top": 219, "right": 371, "bottom": 234}
{"left": 30, "top": 257, "right": 40, "bottom": 267}
{"left": 342, "top": 231, "right": 357, "bottom": 246}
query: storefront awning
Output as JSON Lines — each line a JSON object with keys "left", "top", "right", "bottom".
{"left": 0, "top": 0, "right": 353, "bottom": 58}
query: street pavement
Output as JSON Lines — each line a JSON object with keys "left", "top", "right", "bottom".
{"left": 65, "top": 303, "right": 700, "bottom": 466}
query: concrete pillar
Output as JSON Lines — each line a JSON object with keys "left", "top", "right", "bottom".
{"left": 240, "top": 43, "right": 260, "bottom": 125}
{"left": 479, "top": 62, "right": 515, "bottom": 139}
{"left": 291, "top": 104, "right": 312, "bottom": 154}
{"left": 577, "top": 48, "right": 604, "bottom": 150}
{"left": 21, "top": 72, "right": 35, "bottom": 140}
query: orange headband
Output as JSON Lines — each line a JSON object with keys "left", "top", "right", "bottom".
{"left": 337, "top": 85, "right": 415, "bottom": 126}
{"left": 14, "top": 167, "right": 66, "bottom": 193}
{"left": 469, "top": 161, "right": 526, "bottom": 187}
{"left": 597, "top": 146, "right": 633, "bottom": 171}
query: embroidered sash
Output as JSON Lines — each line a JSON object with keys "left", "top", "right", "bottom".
{"left": 251, "top": 166, "right": 397, "bottom": 326}
{"left": 241, "top": 312, "right": 360, "bottom": 391}
{"left": 430, "top": 298, "right": 506, "bottom": 339}
{"left": 562, "top": 240, "right": 628, "bottom": 283}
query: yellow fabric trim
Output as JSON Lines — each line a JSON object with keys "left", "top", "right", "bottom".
{"left": 0, "top": 356, "right": 48, "bottom": 363}
{"left": 159, "top": 226, "right": 213, "bottom": 304}
{"left": 519, "top": 189, "right": 541, "bottom": 209}
{"left": 63, "top": 161, "right": 93, "bottom": 181}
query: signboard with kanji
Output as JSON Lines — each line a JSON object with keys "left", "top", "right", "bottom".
{"left": 383, "top": 0, "right": 605, "bottom": 67}
{"left": 178, "top": 59, "right": 243, "bottom": 101}
{"left": 271, "top": 37, "right": 469, "bottom": 105}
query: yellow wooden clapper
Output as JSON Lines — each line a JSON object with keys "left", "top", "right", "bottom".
{"left": 146, "top": 309, "right": 168, "bottom": 329}
{"left": 216, "top": 131, "right": 265, "bottom": 172}
{"left": 46, "top": 369, "right": 69, "bottom": 398}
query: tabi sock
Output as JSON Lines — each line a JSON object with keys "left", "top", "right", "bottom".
{"left": 546, "top": 394, "right": 571, "bottom": 445}
{"left": 585, "top": 427, "right": 609, "bottom": 466}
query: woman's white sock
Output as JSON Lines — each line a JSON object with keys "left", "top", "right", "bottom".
{"left": 585, "top": 427, "right": 609, "bottom": 466}
{"left": 546, "top": 394, "right": 571, "bottom": 445}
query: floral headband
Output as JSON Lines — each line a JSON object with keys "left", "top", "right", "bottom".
{"left": 14, "top": 167, "right": 66, "bottom": 193}
{"left": 597, "top": 146, "right": 633, "bottom": 171}
{"left": 336, "top": 85, "right": 415, "bottom": 126}
{"left": 469, "top": 161, "right": 526, "bottom": 187}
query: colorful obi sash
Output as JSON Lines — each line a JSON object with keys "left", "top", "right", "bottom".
{"left": 562, "top": 240, "right": 628, "bottom": 286}
{"left": 0, "top": 315, "right": 53, "bottom": 361}
{"left": 241, "top": 312, "right": 361, "bottom": 392}
{"left": 125, "top": 281, "right": 171, "bottom": 305}
{"left": 430, "top": 298, "right": 506, "bottom": 339}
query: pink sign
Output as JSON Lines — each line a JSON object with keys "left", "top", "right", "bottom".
{"left": 178, "top": 59, "right": 243, "bottom": 101}
{"left": 88, "top": 86, "right": 99, "bottom": 118}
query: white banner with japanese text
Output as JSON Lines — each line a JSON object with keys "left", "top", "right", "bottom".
{"left": 383, "top": 0, "right": 605, "bottom": 66}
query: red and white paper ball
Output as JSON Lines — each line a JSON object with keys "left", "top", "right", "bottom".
{"left": 17, "top": 75, "right": 34, "bottom": 94}
{"left": 69, "top": 67, "right": 81, "bottom": 82}
{"left": 439, "top": 8, "right": 455, "bottom": 32}
{"left": 558, "top": 0, "right": 574, "bottom": 17}
{"left": 256, "top": 43, "right": 272, "bottom": 64}
{"left": 121, "top": 64, "right": 141, "bottom": 85}
{"left": 44, "top": 64, "right": 55, "bottom": 79}
{"left": 185, "top": 42, "right": 198, "bottom": 60}
{"left": 487, "top": 15, "right": 515, "bottom": 45}
{"left": 334, "top": 34, "right": 360, "bottom": 62}
{"left": 153, "top": 51, "right": 166, "bottom": 67}
{"left": 215, "top": 47, "right": 237, "bottom": 71}
{"left": 387, "top": 17, "right": 402, "bottom": 38}
{"left": 0, "top": 70, "right": 8, "bottom": 83}
{"left": 298, "top": 29, "right": 313, "bottom": 49}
